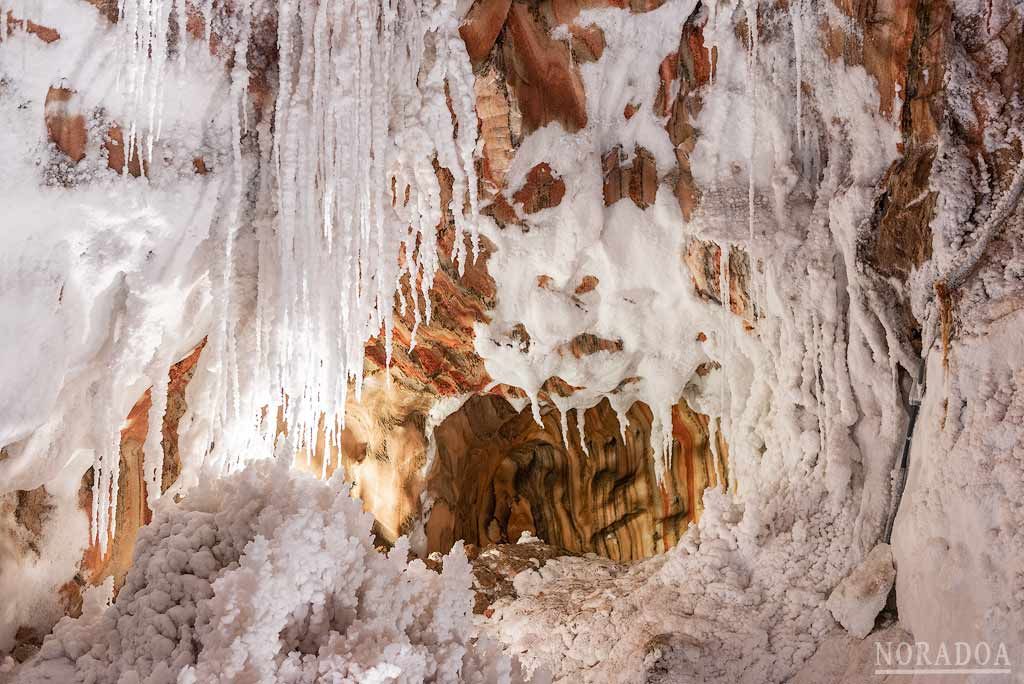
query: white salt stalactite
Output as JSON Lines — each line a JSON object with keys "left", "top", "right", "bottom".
{"left": 174, "top": 0, "right": 188, "bottom": 72}
{"left": 204, "top": 0, "right": 254, "bottom": 476}
{"left": 611, "top": 398, "right": 630, "bottom": 444}
{"left": 527, "top": 390, "right": 543, "bottom": 427}
{"left": 118, "top": 0, "right": 172, "bottom": 170}
{"left": 652, "top": 403, "right": 675, "bottom": 485}
{"left": 551, "top": 396, "right": 570, "bottom": 449}
{"left": 94, "top": 403, "right": 123, "bottom": 553}
{"left": 200, "top": 0, "right": 213, "bottom": 46}
{"left": 265, "top": 0, "right": 481, "bottom": 456}
{"left": 143, "top": 361, "right": 171, "bottom": 509}
{"left": 559, "top": 407, "right": 570, "bottom": 449}
{"left": 716, "top": 242, "right": 732, "bottom": 488}
{"left": 708, "top": 415, "right": 723, "bottom": 491}
{"left": 576, "top": 407, "right": 590, "bottom": 458}
{"left": 96, "top": 0, "right": 481, "bottom": 535}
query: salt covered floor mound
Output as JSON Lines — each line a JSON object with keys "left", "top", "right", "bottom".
{"left": 13, "top": 460, "right": 532, "bottom": 684}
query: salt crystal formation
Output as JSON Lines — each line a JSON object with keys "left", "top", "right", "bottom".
{"left": 18, "top": 459, "right": 531, "bottom": 683}
{"left": 94, "top": 0, "right": 483, "bottom": 549}
{"left": 1, "top": 0, "right": 1023, "bottom": 679}
{"left": 826, "top": 543, "right": 896, "bottom": 639}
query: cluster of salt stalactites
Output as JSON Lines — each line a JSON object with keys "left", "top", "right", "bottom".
{"left": 93, "top": 0, "right": 480, "bottom": 550}
{"left": 259, "top": 0, "right": 480, "bottom": 456}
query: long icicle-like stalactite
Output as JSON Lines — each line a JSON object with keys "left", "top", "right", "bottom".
{"left": 91, "top": 0, "right": 479, "bottom": 550}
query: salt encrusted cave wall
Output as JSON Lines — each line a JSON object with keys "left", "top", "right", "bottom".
{"left": 1, "top": 0, "right": 1023, "bottom": 679}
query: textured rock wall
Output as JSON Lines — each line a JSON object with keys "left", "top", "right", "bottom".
{"left": 0, "top": 0, "right": 758, "bottom": 651}
{"left": 425, "top": 396, "right": 726, "bottom": 561}
{"left": 292, "top": 380, "right": 435, "bottom": 544}
{"left": 8, "top": 0, "right": 1022, "bottom": 667}
{"left": 884, "top": 0, "right": 1024, "bottom": 647}
{"left": 288, "top": 383, "right": 728, "bottom": 562}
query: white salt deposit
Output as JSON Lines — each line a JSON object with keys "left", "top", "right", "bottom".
{"left": 16, "top": 459, "right": 538, "bottom": 683}
{"left": 826, "top": 543, "right": 895, "bottom": 639}
{"left": 1, "top": 0, "right": 1022, "bottom": 680}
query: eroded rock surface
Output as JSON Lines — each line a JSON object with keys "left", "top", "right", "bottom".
{"left": 469, "top": 540, "right": 571, "bottom": 615}
{"left": 425, "top": 395, "right": 725, "bottom": 561}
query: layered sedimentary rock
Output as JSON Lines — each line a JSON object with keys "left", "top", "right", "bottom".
{"left": 425, "top": 396, "right": 726, "bottom": 561}
{"left": 289, "top": 384, "right": 728, "bottom": 562}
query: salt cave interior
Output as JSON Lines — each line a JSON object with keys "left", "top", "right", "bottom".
{"left": 0, "top": 0, "right": 1023, "bottom": 681}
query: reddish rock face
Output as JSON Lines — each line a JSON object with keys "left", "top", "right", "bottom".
{"left": 104, "top": 125, "right": 149, "bottom": 178}
{"left": 824, "top": 0, "right": 923, "bottom": 119}
{"left": 363, "top": 166, "right": 499, "bottom": 398}
{"left": 546, "top": 0, "right": 612, "bottom": 60}
{"left": 683, "top": 240, "right": 758, "bottom": 324}
{"left": 867, "top": 149, "right": 936, "bottom": 281}
{"left": 574, "top": 275, "right": 599, "bottom": 294}
{"left": 560, "top": 333, "right": 623, "bottom": 358}
{"left": 44, "top": 87, "right": 87, "bottom": 163}
{"left": 85, "top": 0, "right": 119, "bottom": 23}
{"left": 603, "top": 146, "right": 659, "bottom": 209}
{"left": 460, "top": 0, "right": 513, "bottom": 63}
{"left": 4, "top": 12, "right": 61, "bottom": 43}
{"left": 513, "top": 162, "right": 566, "bottom": 214}
{"left": 41, "top": 91, "right": 160, "bottom": 180}
{"left": 475, "top": 65, "right": 519, "bottom": 193}
{"left": 663, "top": 16, "right": 714, "bottom": 221}
{"left": 503, "top": 2, "right": 588, "bottom": 133}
